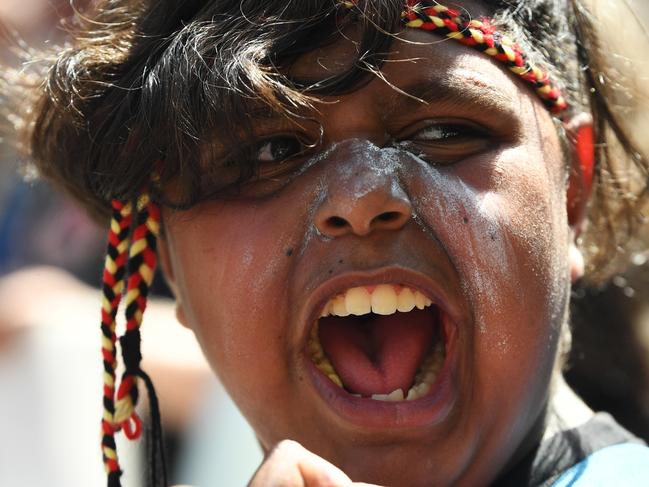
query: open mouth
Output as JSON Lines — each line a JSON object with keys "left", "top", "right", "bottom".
{"left": 308, "top": 284, "right": 447, "bottom": 402}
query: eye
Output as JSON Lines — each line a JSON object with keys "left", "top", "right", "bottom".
{"left": 193, "top": 133, "right": 314, "bottom": 200}
{"left": 256, "top": 136, "right": 304, "bottom": 163}
{"left": 414, "top": 124, "right": 471, "bottom": 141}
{"left": 397, "top": 121, "right": 493, "bottom": 165}
{"left": 253, "top": 135, "right": 311, "bottom": 178}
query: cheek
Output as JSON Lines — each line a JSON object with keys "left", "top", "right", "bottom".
{"left": 412, "top": 150, "right": 567, "bottom": 315}
{"left": 163, "top": 205, "right": 296, "bottom": 395}
{"left": 467, "top": 155, "right": 568, "bottom": 400}
{"left": 409, "top": 144, "right": 569, "bottom": 414}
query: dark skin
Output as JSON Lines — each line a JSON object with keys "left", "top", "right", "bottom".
{"left": 159, "top": 2, "right": 593, "bottom": 485}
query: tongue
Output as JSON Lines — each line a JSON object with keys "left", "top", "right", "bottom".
{"left": 318, "top": 309, "right": 435, "bottom": 396}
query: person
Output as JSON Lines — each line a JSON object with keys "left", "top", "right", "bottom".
{"left": 3, "top": 0, "right": 649, "bottom": 485}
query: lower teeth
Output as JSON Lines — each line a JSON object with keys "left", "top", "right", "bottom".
{"left": 308, "top": 323, "right": 445, "bottom": 402}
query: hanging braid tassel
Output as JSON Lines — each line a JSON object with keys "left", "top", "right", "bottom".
{"left": 101, "top": 193, "right": 167, "bottom": 487}
{"left": 100, "top": 200, "right": 133, "bottom": 486}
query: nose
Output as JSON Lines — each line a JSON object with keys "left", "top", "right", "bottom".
{"left": 314, "top": 142, "right": 412, "bottom": 238}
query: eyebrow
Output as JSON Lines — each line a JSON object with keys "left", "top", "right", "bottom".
{"left": 385, "top": 72, "right": 521, "bottom": 118}
{"left": 243, "top": 69, "right": 524, "bottom": 130}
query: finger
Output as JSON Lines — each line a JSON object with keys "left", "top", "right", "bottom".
{"left": 294, "top": 443, "right": 353, "bottom": 486}
{"left": 249, "top": 440, "right": 353, "bottom": 487}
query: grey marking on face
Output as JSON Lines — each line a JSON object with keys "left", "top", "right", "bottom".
{"left": 404, "top": 151, "right": 516, "bottom": 334}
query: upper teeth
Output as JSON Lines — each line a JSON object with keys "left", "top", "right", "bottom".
{"left": 321, "top": 284, "right": 433, "bottom": 318}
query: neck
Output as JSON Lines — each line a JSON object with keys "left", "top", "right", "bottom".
{"left": 493, "top": 375, "right": 595, "bottom": 486}
{"left": 543, "top": 375, "right": 595, "bottom": 441}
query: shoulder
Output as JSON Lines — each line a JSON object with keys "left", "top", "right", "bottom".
{"left": 552, "top": 443, "right": 649, "bottom": 486}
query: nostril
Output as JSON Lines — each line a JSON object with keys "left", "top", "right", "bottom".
{"left": 375, "top": 211, "right": 401, "bottom": 223}
{"left": 315, "top": 192, "right": 411, "bottom": 237}
{"left": 327, "top": 216, "right": 349, "bottom": 229}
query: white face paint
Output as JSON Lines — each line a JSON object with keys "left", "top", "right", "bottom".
{"left": 406, "top": 159, "right": 508, "bottom": 329}
{"left": 401, "top": 145, "right": 567, "bottom": 352}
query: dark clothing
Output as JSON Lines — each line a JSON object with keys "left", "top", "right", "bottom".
{"left": 495, "top": 413, "right": 648, "bottom": 487}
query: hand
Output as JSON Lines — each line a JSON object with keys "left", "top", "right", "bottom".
{"left": 249, "top": 440, "right": 381, "bottom": 487}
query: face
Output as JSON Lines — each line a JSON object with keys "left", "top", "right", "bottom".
{"left": 161, "top": 3, "right": 578, "bottom": 485}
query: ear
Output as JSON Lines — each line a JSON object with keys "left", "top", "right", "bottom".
{"left": 564, "top": 113, "right": 595, "bottom": 282}
{"left": 157, "top": 232, "right": 190, "bottom": 328}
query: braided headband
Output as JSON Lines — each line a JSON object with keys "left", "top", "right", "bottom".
{"left": 98, "top": 2, "right": 568, "bottom": 486}
{"left": 346, "top": 0, "right": 568, "bottom": 113}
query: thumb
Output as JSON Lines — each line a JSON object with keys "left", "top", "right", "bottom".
{"left": 250, "top": 440, "right": 353, "bottom": 487}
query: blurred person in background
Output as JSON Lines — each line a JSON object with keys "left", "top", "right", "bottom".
{"left": 564, "top": 0, "right": 649, "bottom": 444}
{"left": 0, "top": 0, "right": 105, "bottom": 278}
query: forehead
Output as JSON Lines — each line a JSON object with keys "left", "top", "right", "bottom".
{"left": 289, "top": 0, "right": 493, "bottom": 76}
{"left": 288, "top": 25, "right": 528, "bottom": 126}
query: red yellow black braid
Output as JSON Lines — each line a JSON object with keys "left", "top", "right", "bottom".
{"left": 114, "top": 193, "right": 160, "bottom": 429}
{"left": 100, "top": 200, "right": 133, "bottom": 483}
{"left": 100, "top": 193, "right": 163, "bottom": 487}
{"left": 344, "top": 0, "right": 569, "bottom": 114}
